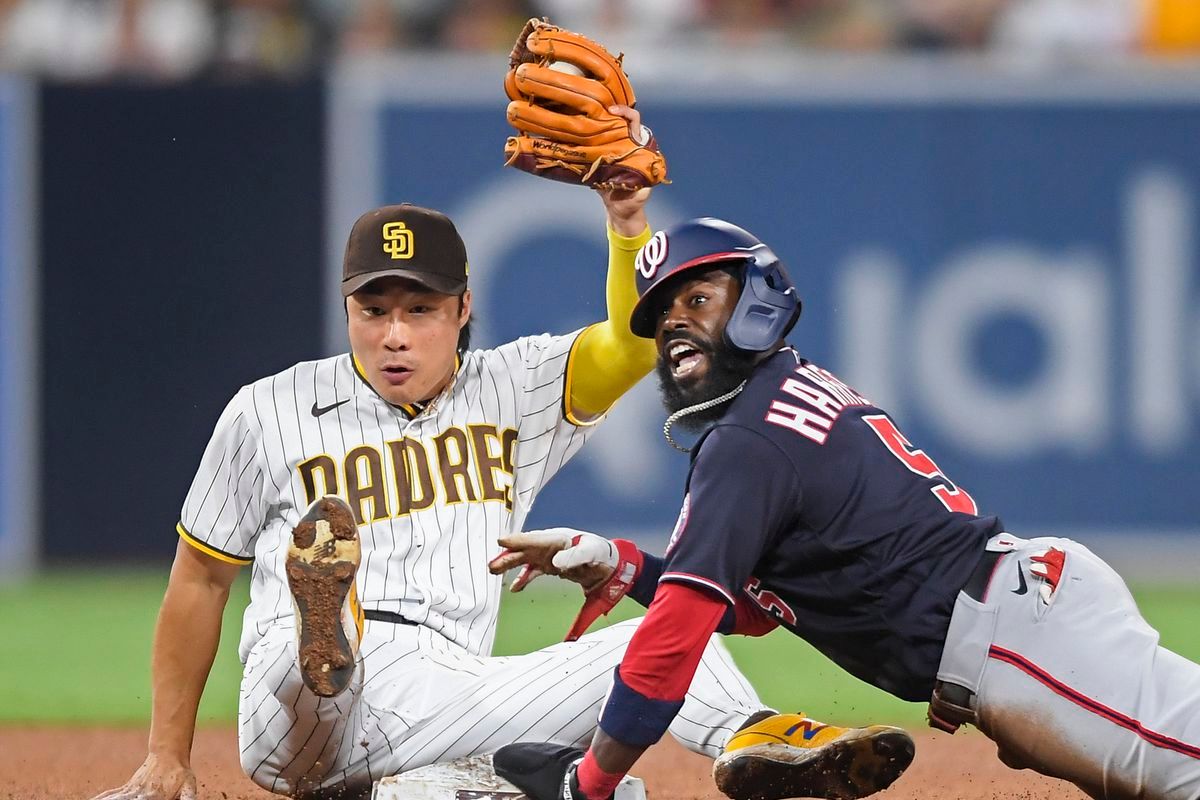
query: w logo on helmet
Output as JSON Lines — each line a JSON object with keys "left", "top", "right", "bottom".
{"left": 636, "top": 231, "right": 668, "bottom": 279}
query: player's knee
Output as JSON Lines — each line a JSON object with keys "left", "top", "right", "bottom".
{"left": 577, "top": 615, "right": 642, "bottom": 643}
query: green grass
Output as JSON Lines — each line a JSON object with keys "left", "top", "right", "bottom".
{"left": 0, "top": 570, "right": 246, "bottom": 725}
{"left": 3, "top": 570, "right": 1198, "bottom": 726}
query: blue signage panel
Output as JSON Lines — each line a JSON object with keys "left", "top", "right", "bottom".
{"left": 344, "top": 91, "right": 1200, "bottom": 539}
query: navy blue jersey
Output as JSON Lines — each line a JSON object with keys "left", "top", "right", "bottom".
{"left": 660, "top": 348, "right": 1002, "bottom": 701}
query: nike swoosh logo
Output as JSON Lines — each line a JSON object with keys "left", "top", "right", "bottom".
{"left": 1012, "top": 562, "right": 1028, "bottom": 595}
{"left": 311, "top": 398, "right": 350, "bottom": 418}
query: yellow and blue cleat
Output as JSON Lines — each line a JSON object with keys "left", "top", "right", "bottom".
{"left": 712, "top": 713, "right": 914, "bottom": 800}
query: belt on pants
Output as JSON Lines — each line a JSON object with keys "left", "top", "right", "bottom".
{"left": 363, "top": 609, "right": 418, "bottom": 625}
{"left": 928, "top": 548, "right": 1008, "bottom": 734}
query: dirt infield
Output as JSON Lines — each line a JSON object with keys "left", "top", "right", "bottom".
{"left": 0, "top": 726, "right": 1085, "bottom": 800}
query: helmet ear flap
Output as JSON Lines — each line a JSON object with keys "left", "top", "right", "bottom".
{"left": 725, "top": 256, "right": 801, "bottom": 353}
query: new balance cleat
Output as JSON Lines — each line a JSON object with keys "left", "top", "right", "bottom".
{"left": 712, "top": 713, "right": 914, "bottom": 800}
{"left": 285, "top": 495, "right": 364, "bottom": 698}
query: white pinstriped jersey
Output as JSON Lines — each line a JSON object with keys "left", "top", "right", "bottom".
{"left": 179, "top": 331, "right": 595, "bottom": 662}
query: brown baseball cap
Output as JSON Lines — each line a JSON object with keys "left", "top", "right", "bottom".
{"left": 341, "top": 204, "right": 469, "bottom": 296}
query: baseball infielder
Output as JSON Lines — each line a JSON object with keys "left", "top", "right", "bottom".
{"left": 89, "top": 118, "right": 907, "bottom": 799}
{"left": 491, "top": 217, "right": 1200, "bottom": 800}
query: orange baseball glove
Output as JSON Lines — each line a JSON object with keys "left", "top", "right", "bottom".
{"left": 503, "top": 18, "right": 668, "bottom": 191}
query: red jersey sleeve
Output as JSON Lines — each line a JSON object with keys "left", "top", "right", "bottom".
{"left": 597, "top": 582, "right": 726, "bottom": 745}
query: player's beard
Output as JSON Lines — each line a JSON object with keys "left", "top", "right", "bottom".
{"left": 656, "top": 334, "right": 758, "bottom": 432}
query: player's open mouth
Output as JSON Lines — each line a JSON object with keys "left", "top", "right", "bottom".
{"left": 381, "top": 365, "right": 413, "bottom": 385}
{"left": 666, "top": 340, "right": 706, "bottom": 380}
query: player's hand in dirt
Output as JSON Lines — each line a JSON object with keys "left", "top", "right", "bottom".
{"left": 596, "top": 106, "right": 653, "bottom": 237}
{"left": 89, "top": 753, "right": 197, "bottom": 800}
{"left": 489, "top": 528, "right": 617, "bottom": 593}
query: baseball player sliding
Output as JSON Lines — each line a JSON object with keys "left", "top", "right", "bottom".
{"left": 490, "top": 217, "right": 1200, "bottom": 800}
{"left": 87, "top": 22, "right": 916, "bottom": 797}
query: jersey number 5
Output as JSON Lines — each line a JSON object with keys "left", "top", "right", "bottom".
{"left": 745, "top": 577, "right": 798, "bottom": 625}
{"left": 862, "top": 414, "right": 978, "bottom": 515}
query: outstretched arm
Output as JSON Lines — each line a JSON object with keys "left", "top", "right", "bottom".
{"left": 565, "top": 106, "right": 658, "bottom": 424}
{"left": 91, "top": 539, "right": 240, "bottom": 800}
{"left": 493, "top": 583, "right": 729, "bottom": 800}
{"left": 579, "top": 582, "right": 727, "bottom": 795}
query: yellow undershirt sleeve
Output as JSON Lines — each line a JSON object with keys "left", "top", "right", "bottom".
{"left": 565, "top": 223, "right": 657, "bottom": 425}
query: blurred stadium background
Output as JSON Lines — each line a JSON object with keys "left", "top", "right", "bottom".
{"left": 0, "top": 0, "right": 1198, "bottom": 728}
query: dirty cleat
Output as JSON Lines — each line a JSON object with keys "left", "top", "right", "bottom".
{"left": 285, "top": 495, "right": 364, "bottom": 698}
{"left": 712, "top": 713, "right": 914, "bottom": 800}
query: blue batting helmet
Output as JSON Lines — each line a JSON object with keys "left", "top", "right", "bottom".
{"left": 629, "top": 217, "right": 802, "bottom": 352}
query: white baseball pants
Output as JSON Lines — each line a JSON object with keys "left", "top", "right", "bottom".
{"left": 238, "top": 616, "right": 764, "bottom": 796}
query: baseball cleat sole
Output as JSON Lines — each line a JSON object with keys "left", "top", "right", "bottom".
{"left": 712, "top": 726, "right": 915, "bottom": 800}
{"left": 286, "top": 495, "right": 362, "bottom": 698}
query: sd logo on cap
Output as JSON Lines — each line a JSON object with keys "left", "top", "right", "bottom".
{"left": 342, "top": 204, "right": 469, "bottom": 296}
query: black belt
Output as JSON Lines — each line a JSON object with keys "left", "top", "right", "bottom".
{"left": 363, "top": 609, "right": 418, "bottom": 625}
{"left": 960, "top": 548, "right": 1007, "bottom": 603}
